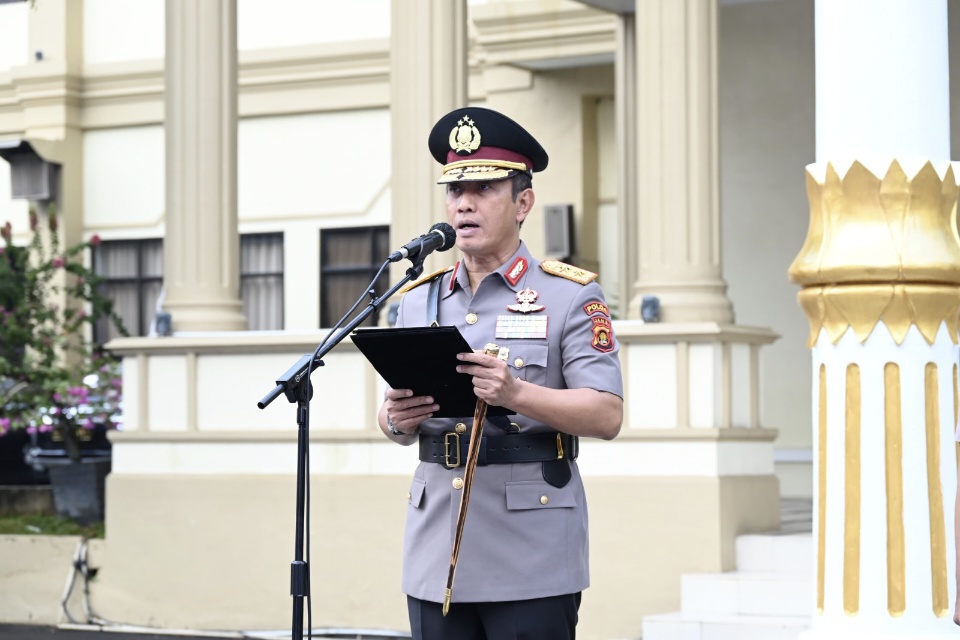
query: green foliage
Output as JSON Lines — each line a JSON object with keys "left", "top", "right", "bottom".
{"left": 0, "top": 513, "right": 104, "bottom": 538}
{"left": 0, "top": 205, "right": 127, "bottom": 461}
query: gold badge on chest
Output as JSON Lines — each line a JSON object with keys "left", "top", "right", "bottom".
{"left": 507, "top": 288, "right": 545, "bottom": 314}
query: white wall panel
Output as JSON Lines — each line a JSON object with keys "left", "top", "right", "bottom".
{"left": 238, "top": 0, "right": 389, "bottom": 51}
{"left": 731, "top": 342, "right": 751, "bottom": 427}
{"left": 627, "top": 343, "right": 677, "bottom": 429}
{"left": 238, "top": 110, "right": 391, "bottom": 219}
{"left": 147, "top": 356, "right": 188, "bottom": 431}
{"left": 0, "top": 2, "right": 28, "bottom": 73}
{"left": 83, "top": 126, "right": 165, "bottom": 232}
{"left": 689, "top": 343, "right": 720, "bottom": 428}
{"left": 719, "top": 0, "right": 815, "bottom": 473}
{"left": 84, "top": 0, "right": 164, "bottom": 65}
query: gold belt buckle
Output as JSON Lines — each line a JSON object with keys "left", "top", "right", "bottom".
{"left": 444, "top": 432, "right": 461, "bottom": 469}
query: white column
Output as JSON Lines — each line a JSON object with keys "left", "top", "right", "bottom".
{"left": 389, "top": 0, "right": 467, "bottom": 281}
{"left": 162, "top": 0, "right": 247, "bottom": 332}
{"left": 614, "top": 12, "right": 638, "bottom": 321}
{"left": 793, "top": 2, "right": 957, "bottom": 637}
{"left": 630, "top": 0, "right": 734, "bottom": 324}
{"left": 815, "top": 0, "right": 950, "bottom": 173}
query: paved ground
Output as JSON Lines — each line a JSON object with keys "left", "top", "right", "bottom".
{"left": 0, "top": 625, "right": 409, "bottom": 640}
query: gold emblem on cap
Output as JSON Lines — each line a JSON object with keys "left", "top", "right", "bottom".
{"left": 449, "top": 116, "right": 481, "bottom": 156}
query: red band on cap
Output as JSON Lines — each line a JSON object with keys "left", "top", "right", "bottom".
{"left": 446, "top": 146, "right": 532, "bottom": 171}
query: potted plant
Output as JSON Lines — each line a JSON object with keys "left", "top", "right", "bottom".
{"left": 0, "top": 205, "right": 127, "bottom": 524}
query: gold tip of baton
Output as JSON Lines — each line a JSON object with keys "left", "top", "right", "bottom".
{"left": 442, "top": 589, "right": 452, "bottom": 616}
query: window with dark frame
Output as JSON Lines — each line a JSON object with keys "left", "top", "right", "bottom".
{"left": 93, "top": 233, "right": 285, "bottom": 341}
{"left": 241, "top": 232, "right": 284, "bottom": 331}
{"left": 92, "top": 239, "right": 163, "bottom": 343}
{"left": 319, "top": 226, "right": 390, "bottom": 328}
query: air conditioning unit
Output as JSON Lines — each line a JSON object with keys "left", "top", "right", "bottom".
{"left": 0, "top": 140, "right": 61, "bottom": 203}
{"left": 543, "top": 204, "right": 573, "bottom": 259}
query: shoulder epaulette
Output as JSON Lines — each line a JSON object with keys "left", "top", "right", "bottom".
{"left": 399, "top": 267, "right": 454, "bottom": 294}
{"left": 540, "top": 260, "right": 597, "bottom": 285}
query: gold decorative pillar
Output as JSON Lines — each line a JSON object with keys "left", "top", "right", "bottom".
{"left": 789, "top": 160, "right": 960, "bottom": 638}
{"left": 162, "top": 0, "right": 247, "bottom": 332}
{"left": 388, "top": 0, "right": 466, "bottom": 280}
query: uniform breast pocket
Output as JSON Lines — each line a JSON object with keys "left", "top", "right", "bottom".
{"left": 505, "top": 480, "right": 577, "bottom": 511}
{"left": 506, "top": 343, "right": 548, "bottom": 385}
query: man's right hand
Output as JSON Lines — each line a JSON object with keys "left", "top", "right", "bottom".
{"left": 381, "top": 388, "right": 439, "bottom": 436}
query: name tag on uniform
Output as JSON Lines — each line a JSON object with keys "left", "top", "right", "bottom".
{"left": 496, "top": 315, "right": 548, "bottom": 339}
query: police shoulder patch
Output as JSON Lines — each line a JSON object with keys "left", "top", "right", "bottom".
{"left": 399, "top": 267, "right": 454, "bottom": 294}
{"left": 539, "top": 260, "right": 597, "bottom": 285}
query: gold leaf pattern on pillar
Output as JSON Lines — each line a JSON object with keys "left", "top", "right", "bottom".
{"left": 883, "top": 363, "right": 905, "bottom": 617}
{"left": 844, "top": 363, "right": 861, "bottom": 616}
{"left": 924, "top": 363, "right": 949, "bottom": 617}
{"left": 789, "top": 161, "right": 960, "bottom": 345}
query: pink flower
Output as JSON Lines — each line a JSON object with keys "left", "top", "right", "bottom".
{"left": 52, "top": 257, "right": 65, "bottom": 268}
{"left": 89, "top": 234, "right": 101, "bottom": 246}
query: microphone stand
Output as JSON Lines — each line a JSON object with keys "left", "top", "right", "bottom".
{"left": 258, "top": 259, "right": 427, "bottom": 640}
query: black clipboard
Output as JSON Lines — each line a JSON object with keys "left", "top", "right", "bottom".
{"left": 351, "top": 326, "right": 511, "bottom": 418}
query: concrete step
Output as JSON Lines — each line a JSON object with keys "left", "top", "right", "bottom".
{"left": 734, "top": 532, "right": 812, "bottom": 575}
{"left": 642, "top": 531, "right": 814, "bottom": 640}
{"left": 680, "top": 572, "right": 811, "bottom": 617}
{"left": 643, "top": 612, "right": 810, "bottom": 640}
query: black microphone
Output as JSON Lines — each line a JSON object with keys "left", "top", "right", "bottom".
{"left": 388, "top": 222, "right": 457, "bottom": 263}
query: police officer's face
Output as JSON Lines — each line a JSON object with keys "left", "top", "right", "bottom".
{"left": 445, "top": 179, "right": 532, "bottom": 260}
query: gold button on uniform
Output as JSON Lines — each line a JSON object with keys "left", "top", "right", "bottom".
{"left": 466, "top": 312, "right": 478, "bottom": 325}
{"left": 455, "top": 422, "right": 467, "bottom": 434}
{"left": 453, "top": 477, "right": 464, "bottom": 490}
{"left": 514, "top": 358, "right": 524, "bottom": 368}
{"left": 407, "top": 493, "right": 412, "bottom": 502}
{"left": 540, "top": 495, "right": 549, "bottom": 505}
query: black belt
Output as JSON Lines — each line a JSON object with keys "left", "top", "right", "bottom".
{"left": 419, "top": 432, "right": 579, "bottom": 469}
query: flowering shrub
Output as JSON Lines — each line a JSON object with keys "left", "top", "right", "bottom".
{"left": 0, "top": 205, "right": 127, "bottom": 461}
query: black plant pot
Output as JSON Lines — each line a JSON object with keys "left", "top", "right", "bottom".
{"left": 46, "top": 457, "right": 111, "bottom": 524}
{"left": 0, "top": 429, "right": 47, "bottom": 485}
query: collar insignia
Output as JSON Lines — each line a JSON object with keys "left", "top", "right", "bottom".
{"left": 505, "top": 256, "right": 528, "bottom": 286}
{"left": 449, "top": 261, "right": 461, "bottom": 291}
{"left": 449, "top": 116, "right": 481, "bottom": 156}
{"left": 507, "top": 288, "right": 545, "bottom": 314}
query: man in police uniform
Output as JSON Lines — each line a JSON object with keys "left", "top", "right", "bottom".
{"left": 378, "top": 107, "right": 624, "bottom": 640}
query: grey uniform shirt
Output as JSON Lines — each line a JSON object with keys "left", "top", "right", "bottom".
{"left": 395, "top": 241, "right": 623, "bottom": 604}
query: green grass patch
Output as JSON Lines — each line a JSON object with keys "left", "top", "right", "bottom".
{"left": 0, "top": 513, "right": 104, "bottom": 538}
